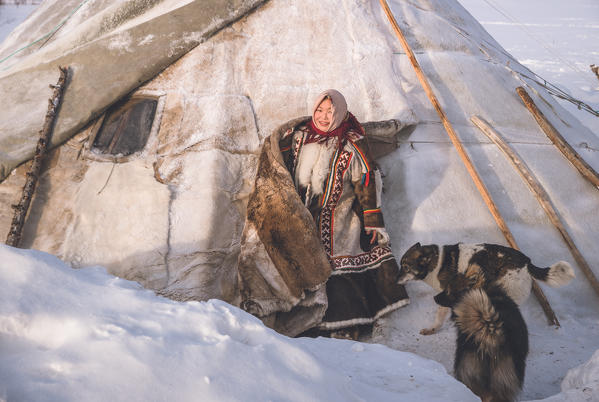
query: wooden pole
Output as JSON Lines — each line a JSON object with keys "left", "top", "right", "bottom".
{"left": 516, "top": 86, "right": 599, "bottom": 189}
{"left": 378, "top": 0, "right": 560, "bottom": 325}
{"left": 5, "top": 66, "right": 68, "bottom": 248}
{"left": 472, "top": 116, "right": 599, "bottom": 299}
{"left": 591, "top": 65, "right": 599, "bottom": 84}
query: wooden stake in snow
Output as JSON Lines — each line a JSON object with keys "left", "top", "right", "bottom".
{"left": 516, "top": 86, "right": 599, "bottom": 189}
{"left": 378, "top": 0, "right": 560, "bottom": 326}
{"left": 5, "top": 66, "right": 68, "bottom": 248}
{"left": 591, "top": 65, "right": 599, "bottom": 83}
{"left": 472, "top": 116, "right": 599, "bottom": 300}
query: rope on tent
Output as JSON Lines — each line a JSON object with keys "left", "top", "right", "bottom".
{"left": 476, "top": 55, "right": 599, "bottom": 117}
{"left": 378, "top": 0, "right": 561, "bottom": 326}
{"left": 472, "top": 116, "right": 599, "bottom": 300}
{"left": 517, "top": 86, "right": 599, "bottom": 189}
{"left": 5, "top": 67, "right": 68, "bottom": 248}
{"left": 518, "top": 72, "right": 599, "bottom": 117}
{"left": 0, "top": 0, "right": 92, "bottom": 66}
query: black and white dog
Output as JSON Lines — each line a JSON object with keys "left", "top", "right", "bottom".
{"left": 435, "top": 281, "right": 529, "bottom": 402}
{"left": 398, "top": 242, "right": 575, "bottom": 335}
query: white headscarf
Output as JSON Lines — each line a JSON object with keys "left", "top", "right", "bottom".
{"left": 311, "top": 89, "right": 348, "bottom": 132}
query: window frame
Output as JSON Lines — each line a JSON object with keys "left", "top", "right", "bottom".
{"left": 82, "top": 90, "right": 166, "bottom": 163}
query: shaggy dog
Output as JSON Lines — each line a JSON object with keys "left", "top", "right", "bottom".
{"left": 435, "top": 280, "right": 529, "bottom": 402}
{"left": 398, "top": 242, "right": 574, "bottom": 335}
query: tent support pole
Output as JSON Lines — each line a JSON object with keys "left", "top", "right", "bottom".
{"left": 516, "top": 86, "right": 599, "bottom": 189}
{"left": 378, "top": 0, "right": 560, "bottom": 325}
{"left": 472, "top": 116, "right": 599, "bottom": 299}
{"left": 5, "top": 66, "right": 68, "bottom": 248}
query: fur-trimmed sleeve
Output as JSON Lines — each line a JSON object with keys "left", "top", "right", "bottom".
{"left": 351, "top": 137, "right": 384, "bottom": 228}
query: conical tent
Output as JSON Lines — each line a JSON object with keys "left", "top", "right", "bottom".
{"left": 1, "top": 0, "right": 598, "bottom": 328}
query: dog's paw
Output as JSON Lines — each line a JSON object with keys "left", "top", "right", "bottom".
{"left": 419, "top": 327, "right": 438, "bottom": 336}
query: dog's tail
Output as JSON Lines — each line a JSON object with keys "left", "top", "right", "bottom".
{"left": 527, "top": 261, "right": 575, "bottom": 287}
{"left": 453, "top": 287, "right": 528, "bottom": 402}
{"left": 453, "top": 288, "right": 504, "bottom": 355}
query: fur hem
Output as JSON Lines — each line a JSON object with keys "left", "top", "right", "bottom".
{"left": 435, "top": 245, "right": 444, "bottom": 272}
{"left": 318, "top": 317, "right": 374, "bottom": 330}
{"left": 374, "top": 298, "right": 411, "bottom": 320}
{"left": 317, "top": 298, "right": 410, "bottom": 330}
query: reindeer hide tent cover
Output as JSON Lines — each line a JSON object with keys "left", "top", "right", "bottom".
{"left": 1, "top": 0, "right": 598, "bottom": 335}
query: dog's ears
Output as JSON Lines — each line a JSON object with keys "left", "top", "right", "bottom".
{"left": 408, "top": 242, "right": 421, "bottom": 251}
{"left": 402, "top": 242, "right": 423, "bottom": 260}
{"left": 433, "top": 291, "right": 452, "bottom": 307}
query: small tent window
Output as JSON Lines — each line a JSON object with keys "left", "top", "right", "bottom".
{"left": 92, "top": 97, "right": 157, "bottom": 156}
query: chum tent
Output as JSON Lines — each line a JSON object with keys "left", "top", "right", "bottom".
{"left": 1, "top": 0, "right": 599, "bottom": 397}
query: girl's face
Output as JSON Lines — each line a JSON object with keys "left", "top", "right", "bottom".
{"left": 314, "top": 98, "right": 333, "bottom": 131}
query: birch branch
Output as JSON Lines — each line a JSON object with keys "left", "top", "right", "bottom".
{"left": 5, "top": 66, "right": 68, "bottom": 247}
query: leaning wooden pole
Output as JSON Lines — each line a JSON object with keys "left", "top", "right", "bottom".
{"left": 378, "top": 0, "right": 560, "bottom": 325}
{"left": 516, "top": 86, "right": 599, "bottom": 189}
{"left": 472, "top": 116, "right": 599, "bottom": 299}
{"left": 5, "top": 66, "right": 68, "bottom": 248}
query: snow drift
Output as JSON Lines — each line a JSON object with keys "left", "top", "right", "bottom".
{"left": 0, "top": 244, "right": 478, "bottom": 402}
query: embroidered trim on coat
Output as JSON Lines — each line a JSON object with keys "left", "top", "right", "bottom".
{"left": 330, "top": 245, "right": 395, "bottom": 273}
{"left": 319, "top": 149, "right": 352, "bottom": 254}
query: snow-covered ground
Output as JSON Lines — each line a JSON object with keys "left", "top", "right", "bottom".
{"left": 0, "top": 245, "right": 479, "bottom": 402}
{"left": 0, "top": 4, "right": 37, "bottom": 46}
{"left": 458, "top": 0, "right": 599, "bottom": 135}
{"left": 1, "top": 244, "right": 598, "bottom": 402}
{"left": 1, "top": 1, "right": 599, "bottom": 401}
{"left": 1, "top": 245, "right": 598, "bottom": 402}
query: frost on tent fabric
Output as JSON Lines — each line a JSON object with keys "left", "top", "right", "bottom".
{"left": 237, "top": 89, "right": 410, "bottom": 338}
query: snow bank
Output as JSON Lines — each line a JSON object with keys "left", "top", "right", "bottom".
{"left": 0, "top": 245, "right": 477, "bottom": 401}
{"left": 528, "top": 350, "right": 599, "bottom": 402}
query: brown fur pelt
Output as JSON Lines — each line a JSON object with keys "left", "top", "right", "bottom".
{"left": 237, "top": 117, "right": 332, "bottom": 336}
